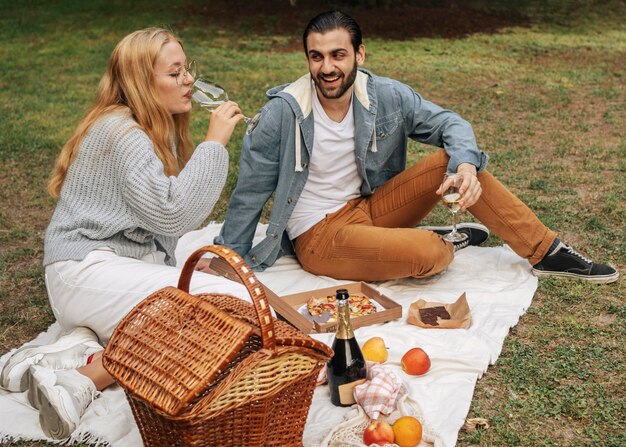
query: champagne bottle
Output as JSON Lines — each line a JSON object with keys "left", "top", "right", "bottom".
{"left": 327, "top": 289, "right": 367, "bottom": 407}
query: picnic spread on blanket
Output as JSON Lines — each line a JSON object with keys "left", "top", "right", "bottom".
{"left": 0, "top": 223, "right": 538, "bottom": 446}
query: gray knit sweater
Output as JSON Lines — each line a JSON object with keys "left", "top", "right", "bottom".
{"left": 43, "top": 112, "right": 229, "bottom": 267}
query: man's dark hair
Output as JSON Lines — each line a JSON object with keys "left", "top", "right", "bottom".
{"left": 302, "top": 11, "right": 363, "bottom": 55}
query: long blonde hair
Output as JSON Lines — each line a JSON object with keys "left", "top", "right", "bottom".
{"left": 48, "top": 28, "right": 194, "bottom": 197}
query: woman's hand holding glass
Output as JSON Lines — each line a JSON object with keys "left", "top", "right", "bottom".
{"left": 204, "top": 101, "right": 244, "bottom": 146}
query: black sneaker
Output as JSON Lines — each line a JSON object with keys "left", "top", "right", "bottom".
{"left": 532, "top": 242, "right": 619, "bottom": 284}
{"left": 451, "top": 237, "right": 470, "bottom": 252}
{"left": 418, "top": 222, "right": 490, "bottom": 247}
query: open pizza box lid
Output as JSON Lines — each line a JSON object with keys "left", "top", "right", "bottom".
{"left": 209, "top": 257, "right": 402, "bottom": 334}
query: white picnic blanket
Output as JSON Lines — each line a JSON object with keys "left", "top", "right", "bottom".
{"left": 0, "top": 223, "right": 537, "bottom": 446}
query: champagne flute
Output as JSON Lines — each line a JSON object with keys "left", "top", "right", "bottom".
{"left": 440, "top": 173, "right": 469, "bottom": 243}
{"left": 192, "top": 78, "right": 260, "bottom": 135}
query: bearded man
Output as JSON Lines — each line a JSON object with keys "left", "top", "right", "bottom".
{"left": 215, "top": 10, "right": 618, "bottom": 284}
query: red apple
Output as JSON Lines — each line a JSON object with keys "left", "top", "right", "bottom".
{"left": 401, "top": 347, "right": 431, "bottom": 376}
{"left": 363, "top": 420, "right": 394, "bottom": 446}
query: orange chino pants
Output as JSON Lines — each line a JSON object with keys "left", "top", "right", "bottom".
{"left": 293, "top": 149, "right": 558, "bottom": 281}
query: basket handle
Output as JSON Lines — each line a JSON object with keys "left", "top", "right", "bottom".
{"left": 177, "top": 245, "right": 276, "bottom": 351}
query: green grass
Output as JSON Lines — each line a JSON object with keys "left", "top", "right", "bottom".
{"left": 0, "top": 0, "right": 624, "bottom": 446}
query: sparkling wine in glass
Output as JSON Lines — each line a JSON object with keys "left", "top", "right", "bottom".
{"left": 192, "top": 78, "right": 260, "bottom": 135}
{"left": 441, "top": 173, "right": 468, "bottom": 243}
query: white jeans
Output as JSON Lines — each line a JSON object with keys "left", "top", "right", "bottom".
{"left": 45, "top": 248, "right": 252, "bottom": 344}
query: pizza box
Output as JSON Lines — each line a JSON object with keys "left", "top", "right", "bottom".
{"left": 263, "top": 281, "right": 402, "bottom": 334}
{"left": 208, "top": 257, "right": 402, "bottom": 334}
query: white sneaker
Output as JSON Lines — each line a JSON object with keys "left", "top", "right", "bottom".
{"left": 1, "top": 327, "right": 102, "bottom": 392}
{"left": 26, "top": 365, "right": 98, "bottom": 439}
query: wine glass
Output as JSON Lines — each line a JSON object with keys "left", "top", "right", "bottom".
{"left": 440, "top": 173, "right": 468, "bottom": 243}
{"left": 192, "top": 78, "right": 260, "bottom": 135}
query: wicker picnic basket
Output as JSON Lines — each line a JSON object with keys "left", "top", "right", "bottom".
{"left": 102, "top": 245, "right": 333, "bottom": 446}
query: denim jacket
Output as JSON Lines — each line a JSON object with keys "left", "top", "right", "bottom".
{"left": 215, "top": 68, "right": 488, "bottom": 271}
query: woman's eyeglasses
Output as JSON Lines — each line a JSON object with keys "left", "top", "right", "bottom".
{"left": 159, "top": 60, "right": 197, "bottom": 85}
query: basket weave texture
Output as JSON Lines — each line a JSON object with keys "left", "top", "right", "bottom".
{"left": 103, "top": 245, "right": 333, "bottom": 446}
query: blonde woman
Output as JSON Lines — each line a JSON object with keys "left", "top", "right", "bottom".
{"left": 0, "top": 28, "right": 250, "bottom": 439}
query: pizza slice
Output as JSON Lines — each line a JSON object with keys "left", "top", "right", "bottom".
{"left": 307, "top": 293, "right": 377, "bottom": 322}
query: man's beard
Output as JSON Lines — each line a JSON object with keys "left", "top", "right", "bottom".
{"left": 313, "top": 59, "right": 357, "bottom": 100}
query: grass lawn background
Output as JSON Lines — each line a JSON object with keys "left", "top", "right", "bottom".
{"left": 0, "top": 0, "right": 624, "bottom": 445}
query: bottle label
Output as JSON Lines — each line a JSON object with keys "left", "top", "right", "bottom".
{"left": 337, "top": 379, "right": 366, "bottom": 405}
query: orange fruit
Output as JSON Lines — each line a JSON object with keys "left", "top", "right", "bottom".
{"left": 392, "top": 416, "right": 422, "bottom": 447}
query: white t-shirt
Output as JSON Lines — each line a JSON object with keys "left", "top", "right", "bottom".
{"left": 286, "top": 89, "right": 362, "bottom": 239}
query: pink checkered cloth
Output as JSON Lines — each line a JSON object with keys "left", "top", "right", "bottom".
{"left": 354, "top": 362, "right": 407, "bottom": 420}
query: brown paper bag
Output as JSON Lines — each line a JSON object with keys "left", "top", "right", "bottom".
{"left": 407, "top": 292, "right": 471, "bottom": 329}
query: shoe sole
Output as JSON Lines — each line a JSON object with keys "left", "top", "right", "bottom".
{"left": 26, "top": 368, "right": 73, "bottom": 440}
{"left": 532, "top": 268, "right": 619, "bottom": 284}
{"left": 1, "top": 327, "right": 98, "bottom": 392}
